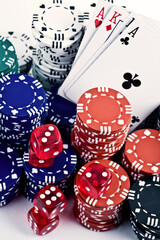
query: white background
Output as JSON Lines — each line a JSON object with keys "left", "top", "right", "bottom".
{"left": 0, "top": 0, "right": 160, "bottom": 239}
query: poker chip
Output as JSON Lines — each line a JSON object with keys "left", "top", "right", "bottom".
{"left": 0, "top": 36, "right": 19, "bottom": 77}
{"left": 46, "top": 87, "right": 76, "bottom": 141}
{"left": 0, "top": 74, "right": 48, "bottom": 152}
{"left": 32, "top": 2, "right": 83, "bottom": 45}
{"left": 22, "top": 141, "right": 77, "bottom": 201}
{"left": 130, "top": 215, "right": 160, "bottom": 240}
{"left": 1, "top": 32, "right": 34, "bottom": 74}
{"left": 0, "top": 144, "right": 23, "bottom": 206}
{"left": 31, "top": 1, "right": 85, "bottom": 90}
{"left": 121, "top": 129, "right": 160, "bottom": 181}
{"left": 74, "top": 160, "right": 130, "bottom": 231}
{"left": 71, "top": 87, "right": 132, "bottom": 163}
{"left": 0, "top": 193, "right": 18, "bottom": 207}
{"left": 128, "top": 176, "right": 160, "bottom": 239}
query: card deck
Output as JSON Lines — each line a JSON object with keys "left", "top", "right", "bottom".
{"left": 62, "top": 12, "right": 134, "bottom": 96}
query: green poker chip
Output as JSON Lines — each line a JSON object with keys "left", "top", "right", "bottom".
{"left": 0, "top": 36, "right": 19, "bottom": 77}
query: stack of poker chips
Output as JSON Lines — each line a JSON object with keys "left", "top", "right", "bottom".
{"left": 22, "top": 140, "right": 77, "bottom": 201}
{"left": 0, "top": 36, "right": 19, "bottom": 77}
{"left": 1, "top": 32, "right": 34, "bottom": 74}
{"left": 31, "top": 0, "right": 84, "bottom": 90}
{"left": 71, "top": 87, "right": 132, "bottom": 164}
{"left": 74, "top": 160, "right": 130, "bottom": 232}
{"left": 128, "top": 176, "right": 160, "bottom": 240}
{"left": 121, "top": 129, "right": 160, "bottom": 181}
{"left": 0, "top": 74, "right": 48, "bottom": 152}
{"left": 0, "top": 144, "right": 23, "bottom": 207}
{"left": 46, "top": 87, "right": 76, "bottom": 142}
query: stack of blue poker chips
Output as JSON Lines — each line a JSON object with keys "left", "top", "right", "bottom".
{"left": 0, "top": 143, "right": 23, "bottom": 207}
{"left": 46, "top": 87, "right": 76, "bottom": 142}
{"left": 22, "top": 140, "right": 77, "bottom": 202}
{"left": 0, "top": 74, "right": 48, "bottom": 153}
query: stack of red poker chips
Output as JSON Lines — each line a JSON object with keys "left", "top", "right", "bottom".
{"left": 71, "top": 87, "right": 132, "bottom": 164}
{"left": 121, "top": 129, "right": 160, "bottom": 181}
{"left": 73, "top": 160, "right": 130, "bottom": 232}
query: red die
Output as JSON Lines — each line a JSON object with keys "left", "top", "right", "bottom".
{"left": 28, "top": 207, "right": 59, "bottom": 236}
{"left": 30, "top": 124, "right": 63, "bottom": 159}
{"left": 33, "top": 185, "right": 67, "bottom": 219}
{"left": 78, "top": 163, "right": 112, "bottom": 199}
{"left": 29, "top": 144, "right": 54, "bottom": 168}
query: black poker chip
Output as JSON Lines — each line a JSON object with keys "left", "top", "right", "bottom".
{"left": 128, "top": 176, "right": 160, "bottom": 239}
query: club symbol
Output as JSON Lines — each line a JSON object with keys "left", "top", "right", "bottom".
{"left": 132, "top": 116, "right": 140, "bottom": 124}
{"left": 120, "top": 37, "right": 129, "bottom": 45}
{"left": 122, "top": 72, "right": 141, "bottom": 89}
{"left": 130, "top": 116, "right": 140, "bottom": 127}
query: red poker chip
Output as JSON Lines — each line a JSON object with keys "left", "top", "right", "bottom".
{"left": 72, "top": 127, "right": 128, "bottom": 149}
{"left": 124, "top": 129, "right": 160, "bottom": 175}
{"left": 71, "top": 134, "right": 124, "bottom": 157}
{"left": 74, "top": 212, "right": 121, "bottom": 232}
{"left": 74, "top": 206, "right": 122, "bottom": 222}
{"left": 71, "top": 140, "right": 115, "bottom": 160}
{"left": 76, "top": 218, "right": 119, "bottom": 232}
{"left": 73, "top": 208, "right": 121, "bottom": 231}
{"left": 77, "top": 87, "right": 132, "bottom": 134}
{"left": 74, "top": 195, "right": 123, "bottom": 214}
{"left": 74, "top": 160, "right": 130, "bottom": 208}
{"left": 75, "top": 115, "right": 130, "bottom": 139}
{"left": 71, "top": 130, "right": 125, "bottom": 156}
{"left": 74, "top": 199, "right": 122, "bottom": 219}
{"left": 76, "top": 215, "right": 121, "bottom": 228}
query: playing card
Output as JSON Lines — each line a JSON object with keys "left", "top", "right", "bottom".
{"left": 73, "top": 0, "right": 113, "bottom": 65}
{"left": 113, "top": 0, "right": 160, "bottom": 21}
{"left": 137, "top": 14, "right": 160, "bottom": 32}
{"left": 59, "top": 5, "right": 130, "bottom": 98}
{"left": 60, "top": 11, "right": 134, "bottom": 98}
{"left": 58, "top": 0, "right": 113, "bottom": 98}
{"left": 64, "top": 16, "right": 160, "bottom": 132}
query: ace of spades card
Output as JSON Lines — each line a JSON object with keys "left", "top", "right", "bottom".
{"left": 64, "top": 16, "right": 160, "bottom": 132}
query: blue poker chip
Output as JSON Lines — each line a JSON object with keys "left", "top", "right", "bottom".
{"left": 23, "top": 187, "right": 36, "bottom": 199}
{"left": 47, "top": 87, "right": 76, "bottom": 127}
{"left": 23, "top": 141, "right": 77, "bottom": 183}
{"left": 24, "top": 175, "right": 69, "bottom": 192}
{"left": 0, "top": 182, "right": 19, "bottom": 195}
{"left": 0, "top": 188, "right": 18, "bottom": 201}
{"left": 0, "top": 183, "right": 19, "bottom": 198}
{"left": 0, "top": 191, "right": 18, "bottom": 207}
{"left": 23, "top": 178, "right": 43, "bottom": 195}
{"left": 0, "top": 101, "right": 48, "bottom": 131}
{"left": 0, "top": 74, "right": 46, "bottom": 118}
{"left": 0, "top": 144, "right": 23, "bottom": 190}
{"left": 24, "top": 170, "right": 69, "bottom": 187}
{"left": 0, "top": 136, "right": 29, "bottom": 149}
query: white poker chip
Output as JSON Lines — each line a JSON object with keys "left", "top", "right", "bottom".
{"left": 32, "top": 1, "right": 83, "bottom": 46}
